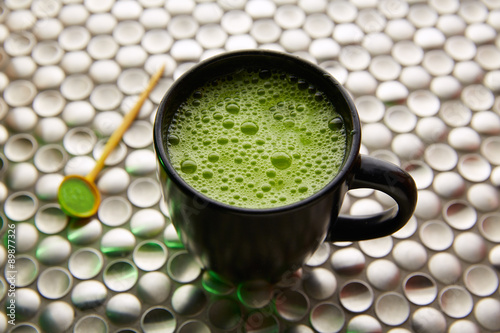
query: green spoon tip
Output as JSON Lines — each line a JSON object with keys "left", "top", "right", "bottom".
{"left": 58, "top": 175, "right": 101, "bottom": 218}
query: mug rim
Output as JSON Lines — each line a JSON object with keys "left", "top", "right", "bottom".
{"left": 154, "top": 49, "right": 361, "bottom": 214}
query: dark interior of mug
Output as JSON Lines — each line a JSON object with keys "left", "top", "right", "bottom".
{"left": 155, "top": 50, "right": 361, "bottom": 199}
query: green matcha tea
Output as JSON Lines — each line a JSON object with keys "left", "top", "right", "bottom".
{"left": 166, "top": 68, "right": 347, "bottom": 209}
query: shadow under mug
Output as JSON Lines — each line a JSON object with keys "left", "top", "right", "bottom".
{"left": 154, "top": 50, "right": 417, "bottom": 283}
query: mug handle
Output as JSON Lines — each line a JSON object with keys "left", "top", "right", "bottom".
{"left": 327, "top": 155, "right": 418, "bottom": 242}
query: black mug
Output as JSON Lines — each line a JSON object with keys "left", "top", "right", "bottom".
{"left": 154, "top": 50, "right": 417, "bottom": 283}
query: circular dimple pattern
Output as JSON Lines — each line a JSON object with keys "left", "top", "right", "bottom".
{"left": 100, "top": 228, "right": 136, "bottom": 257}
{"left": 103, "top": 259, "right": 138, "bottom": 292}
{"left": 133, "top": 240, "right": 168, "bottom": 271}
{"left": 404, "top": 273, "right": 438, "bottom": 306}
{"left": 419, "top": 220, "right": 454, "bottom": 251}
{"left": 1, "top": 2, "right": 499, "bottom": 332}
{"left": 306, "top": 243, "right": 331, "bottom": 267}
{"left": 39, "top": 301, "right": 75, "bottom": 332}
{"left": 137, "top": 271, "right": 171, "bottom": 304}
{"left": 4, "top": 133, "right": 38, "bottom": 162}
{"left": 384, "top": 106, "right": 417, "bottom": 133}
{"left": 443, "top": 200, "right": 477, "bottom": 230}
{"left": 98, "top": 196, "right": 132, "bottom": 226}
{"left": 237, "top": 280, "right": 273, "bottom": 309}
{"left": 479, "top": 213, "right": 500, "bottom": 242}
{"left": 375, "top": 292, "right": 409, "bottom": 326}
{"left": 439, "top": 285, "right": 473, "bottom": 318}
{"left": 310, "top": 303, "right": 344, "bottom": 333}
{"left": 275, "top": 290, "right": 309, "bottom": 321}
{"left": 407, "top": 90, "right": 441, "bottom": 117}
{"left": 356, "top": 96, "right": 385, "bottom": 123}
{"left": 245, "top": 311, "right": 279, "bottom": 333}
{"left": 464, "top": 264, "right": 499, "bottom": 297}
{"left": 424, "top": 143, "right": 458, "bottom": 171}
{"left": 474, "top": 298, "right": 500, "bottom": 331}
{"left": 63, "top": 127, "right": 97, "bottom": 156}
{"left": 458, "top": 154, "right": 491, "bottom": 182}
{"left": 366, "top": 259, "right": 400, "bottom": 291}
{"left": 106, "top": 293, "right": 141, "bottom": 324}
{"left": 34, "top": 144, "right": 67, "bottom": 173}
{"left": 429, "top": 252, "right": 462, "bottom": 284}
{"left": 208, "top": 299, "right": 242, "bottom": 330}
{"left": 167, "top": 250, "right": 202, "bottom": 283}
{"left": 141, "top": 307, "right": 177, "bottom": 333}
{"left": 37, "top": 267, "right": 73, "bottom": 299}
{"left": 393, "top": 240, "right": 427, "bottom": 271}
{"left": 412, "top": 307, "right": 446, "bottom": 333}
{"left": 454, "top": 232, "right": 487, "bottom": 263}
{"left": 330, "top": 247, "right": 365, "bottom": 275}
{"left": 359, "top": 236, "right": 393, "bottom": 258}
{"left": 172, "top": 284, "right": 207, "bottom": 316}
{"left": 68, "top": 247, "right": 104, "bottom": 280}
{"left": 404, "top": 161, "right": 433, "bottom": 189}
{"left": 339, "top": 280, "right": 373, "bottom": 313}
{"left": 34, "top": 204, "right": 68, "bottom": 234}
{"left": 127, "top": 177, "right": 161, "bottom": 207}
{"left": 347, "top": 315, "right": 382, "bottom": 332}
{"left": 4, "top": 191, "right": 38, "bottom": 222}
{"left": 303, "top": 268, "right": 337, "bottom": 300}
{"left": 74, "top": 315, "right": 108, "bottom": 333}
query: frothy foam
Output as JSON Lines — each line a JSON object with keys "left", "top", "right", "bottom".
{"left": 166, "top": 68, "right": 347, "bottom": 209}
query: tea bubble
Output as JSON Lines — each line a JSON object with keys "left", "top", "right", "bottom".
{"left": 225, "top": 103, "right": 240, "bottom": 114}
{"left": 329, "top": 117, "right": 343, "bottom": 131}
{"left": 202, "top": 170, "right": 213, "bottom": 179}
{"left": 262, "top": 184, "right": 271, "bottom": 192}
{"left": 266, "top": 169, "right": 277, "bottom": 178}
{"left": 241, "top": 121, "right": 259, "bottom": 135}
{"left": 259, "top": 69, "right": 272, "bottom": 79}
{"left": 181, "top": 159, "right": 197, "bottom": 174}
{"left": 217, "top": 136, "right": 229, "bottom": 144}
{"left": 223, "top": 119, "right": 234, "bottom": 128}
{"left": 208, "top": 152, "right": 219, "bottom": 162}
{"left": 271, "top": 151, "right": 292, "bottom": 170}
{"left": 213, "top": 112, "right": 223, "bottom": 120}
{"left": 168, "top": 135, "right": 180, "bottom": 145}
{"left": 256, "top": 138, "right": 265, "bottom": 145}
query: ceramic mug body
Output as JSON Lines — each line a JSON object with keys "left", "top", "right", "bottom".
{"left": 154, "top": 50, "right": 417, "bottom": 283}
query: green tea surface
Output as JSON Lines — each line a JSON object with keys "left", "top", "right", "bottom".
{"left": 166, "top": 68, "right": 347, "bottom": 209}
